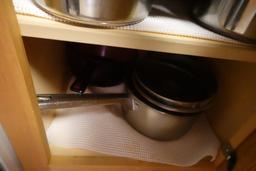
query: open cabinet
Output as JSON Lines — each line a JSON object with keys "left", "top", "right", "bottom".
{"left": 0, "top": 1, "right": 255, "bottom": 171}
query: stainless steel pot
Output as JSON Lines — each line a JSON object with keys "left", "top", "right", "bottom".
{"left": 33, "top": 0, "right": 153, "bottom": 26}
{"left": 121, "top": 53, "right": 217, "bottom": 140}
{"left": 38, "top": 56, "right": 216, "bottom": 141}
{"left": 193, "top": 0, "right": 256, "bottom": 43}
{"left": 122, "top": 79, "right": 198, "bottom": 141}
{"left": 37, "top": 91, "right": 197, "bottom": 141}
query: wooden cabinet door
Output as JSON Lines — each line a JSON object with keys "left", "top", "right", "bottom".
{"left": 0, "top": 0, "right": 50, "bottom": 170}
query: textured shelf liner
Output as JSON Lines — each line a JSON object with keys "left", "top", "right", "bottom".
{"left": 13, "top": 0, "right": 239, "bottom": 44}
{"left": 46, "top": 105, "right": 220, "bottom": 166}
{"left": 15, "top": 1, "right": 221, "bottom": 165}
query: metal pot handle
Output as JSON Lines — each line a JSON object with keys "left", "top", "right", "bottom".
{"left": 37, "top": 93, "right": 128, "bottom": 110}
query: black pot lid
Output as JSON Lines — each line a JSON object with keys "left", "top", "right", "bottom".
{"left": 134, "top": 55, "right": 217, "bottom": 106}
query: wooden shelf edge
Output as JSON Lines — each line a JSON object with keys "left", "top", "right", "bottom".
{"left": 48, "top": 145, "right": 216, "bottom": 171}
{"left": 49, "top": 156, "right": 216, "bottom": 171}
{"left": 17, "top": 15, "right": 256, "bottom": 63}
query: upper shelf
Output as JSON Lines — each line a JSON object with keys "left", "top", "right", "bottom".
{"left": 17, "top": 15, "right": 256, "bottom": 62}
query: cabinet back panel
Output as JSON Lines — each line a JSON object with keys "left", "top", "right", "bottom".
{"left": 23, "top": 37, "right": 70, "bottom": 94}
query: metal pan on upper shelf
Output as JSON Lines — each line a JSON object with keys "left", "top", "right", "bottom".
{"left": 33, "top": 0, "right": 154, "bottom": 27}
{"left": 192, "top": 0, "right": 256, "bottom": 44}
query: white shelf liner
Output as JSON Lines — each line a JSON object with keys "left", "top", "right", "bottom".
{"left": 13, "top": 0, "right": 239, "bottom": 44}
{"left": 46, "top": 105, "right": 220, "bottom": 166}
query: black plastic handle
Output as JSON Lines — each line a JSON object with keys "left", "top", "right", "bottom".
{"left": 227, "top": 151, "right": 237, "bottom": 171}
{"left": 70, "top": 64, "right": 96, "bottom": 94}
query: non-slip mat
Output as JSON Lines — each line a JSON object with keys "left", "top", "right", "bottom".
{"left": 13, "top": 0, "right": 238, "bottom": 44}
{"left": 46, "top": 105, "right": 220, "bottom": 166}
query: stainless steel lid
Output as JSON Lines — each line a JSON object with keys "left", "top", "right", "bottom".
{"left": 133, "top": 54, "right": 217, "bottom": 113}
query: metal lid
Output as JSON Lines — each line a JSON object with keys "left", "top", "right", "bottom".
{"left": 134, "top": 54, "right": 217, "bottom": 113}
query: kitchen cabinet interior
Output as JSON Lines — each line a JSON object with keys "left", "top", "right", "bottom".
{"left": 24, "top": 37, "right": 256, "bottom": 170}
{"left": 0, "top": 1, "right": 255, "bottom": 171}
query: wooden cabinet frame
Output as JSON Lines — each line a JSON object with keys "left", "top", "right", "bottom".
{"left": 0, "top": 1, "right": 255, "bottom": 171}
{"left": 0, "top": 1, "right": 49, "bottom": 170}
